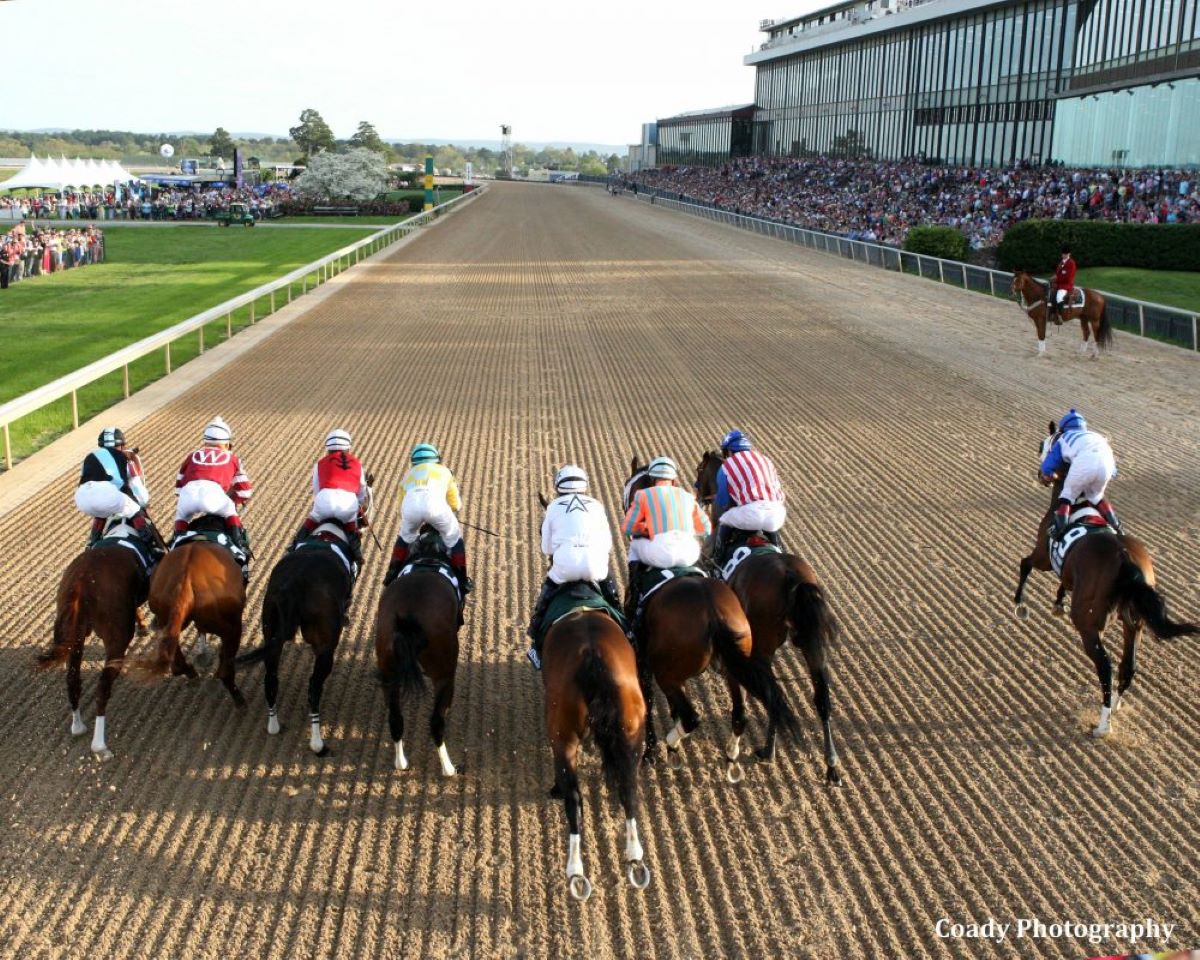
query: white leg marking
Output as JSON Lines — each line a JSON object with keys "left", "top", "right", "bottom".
{"left": 394, "top": 740, "right": 409, "bottom": 771}
{"left": 664, "top": 719, "right": 688, "bottom": 749}
{"left": 437, "top": 742, "right": 457, "bottom": 776}
{"left": 1111, "top": 690, "right": 1124, "bottom": 713}
{"left": 70, "top": 709, "right": 87, "bottom": 736}
{"left": 267, "top": 708, "right": 280, "bottom": 736}
{"left": 567, "top": 833, "right": 584, "bottom": 878}
{"left": 1037, "top": 339, "right": 1046, "bottom": 356}
{"left": 309, "top": 717, "right": 324, "bottom": 754}
{"left": 1092, "top": 705, "right": 1112, "bottom": 738}
{"left": 624, "top": 818, "right": 644, "bottom": 863}
{"left": 91, "top": 716, "right": 112, "bottom": 760}
{"left": 725, "top": 733, "right": 742, "bottom": 761}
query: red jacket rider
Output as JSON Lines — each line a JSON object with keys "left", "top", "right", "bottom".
{"left": 1053, "top": 246, "right": 1076, "bottom": 314}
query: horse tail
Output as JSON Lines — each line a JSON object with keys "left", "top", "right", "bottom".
{"left": 575, "top": 644, "right": 641, "bottom": 795}
{"left": 37, "top": 575, "right": 89, "bottom": 671}
{"left": 784, "top": 569, "right": 840, "bottom": 660}
{"left": 384, "top": 614, "right": 428, "bottom": 696}
{"left": 1115, "top": 557, "right": 1199, "bottom": 640}
{"left": 143, "top": 571, "right": 194, "bottom": 677}
{"left": 238, "top": 584, "right": 303, "bottom": 666}
{"left": 707, "top": 589, "right": 799, "bottom": 738}
{"left": 1095, "top": 297, "right": 1113, "bottom": 351}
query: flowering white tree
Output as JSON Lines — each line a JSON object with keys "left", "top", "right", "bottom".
{"left": 294, "top": 148, "right": 389, "bottom": 203}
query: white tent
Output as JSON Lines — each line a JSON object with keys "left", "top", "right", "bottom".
{"left": 1, "top": 153, "right": 142, "bottom": 191}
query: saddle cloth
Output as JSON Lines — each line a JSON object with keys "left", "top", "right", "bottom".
{"left": 95, "top": 525, "right": 158, "bottom": 571}
{"left": 716, "top": 531, "right": 782, "bottom": 581}
{"left": 172, "top": 527, "right": 248, "bottom": 566}
{"left": 1049, "top": 507, "right": 1116, "bottom": 576}
{"left": 540, "top": 582, "right": 623, "bottom": 644}
{"left": 397, "top": 556, "right": 461, "bottom": 600}
{"left": 636, "top": 565, "right": 707, "bottom": 605}
{"left": 1051, "top": 288, "right": 1086, "bottom": 310}
{"left": 296, "top": 533, "right": 359, "bottom": 580}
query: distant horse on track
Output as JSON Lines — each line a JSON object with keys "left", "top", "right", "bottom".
{"left": 1013, "top": 423, "right": 1197, "bottom": 736}
{"left": 695, "top": 451, "right": 843, "bottom": 784}
{"left": 1010, "top": 271, "right": 1112, "bottom": 358}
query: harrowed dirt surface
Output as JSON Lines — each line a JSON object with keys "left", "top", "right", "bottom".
{"left": 0, "top": 182, "right": 1197, "bottom": 960}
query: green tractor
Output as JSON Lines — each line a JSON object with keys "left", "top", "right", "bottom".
{"left": 215, "top": 202, "right": 256, "bottom": 227}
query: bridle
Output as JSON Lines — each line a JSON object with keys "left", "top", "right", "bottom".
{"left": 1013, "top": 274, "right": 1048, "bottom": 315}
{"left": 622, "top": 468, "right": 648, "bottom": 512}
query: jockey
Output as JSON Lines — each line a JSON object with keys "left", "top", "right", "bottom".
{"left": 711, "top": 429, "right": 786, "bottom": 561}
{"left": 383, "top": 443, "right": 471, "bottom": 592}
{"left": 1051, "top": 244, "right": 1076, "bottom": 320}
{"left": 621, "top": 456, "right": 710, "bottom": 622}
{"left": 526, "top": 465, "right": 621, "bottom": 670}
{"left": 1040, "top": 408, "right": 1122, "bottom": 536}
{"left": 173, "top": 417, "right": 253, "bottom": 553}
{"left": 75, "top": 426, "right": 152, "bottom": 545}
{"left": 292, "top": 428, "right": 371, "bottom": 564}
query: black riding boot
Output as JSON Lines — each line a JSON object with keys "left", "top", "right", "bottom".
{"left": 291, "top": 523, "right": 310, "bottom": 551}
{"left": 1052, "top": 499, "right": 1071, "bottom": 537}
{"left": 1094, "top": 500, "right": 1124, "bottom": 536}
{"left": 711, "top": 524, "right": 731, "bottom": 565}
{"left": 526, "top": 578, "right": 556, "bottom": 642}
{"left": 347, "top": 530, "right": 364, "bottom": 565}
{"left": 622, "top": 562, "right": 644, "bottom": 624}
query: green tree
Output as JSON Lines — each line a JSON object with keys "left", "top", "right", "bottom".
{"left": 208, "top": 126, "right": 235, "bottom": 160}
{"left": 289, "top": 108, "right": 336, "bottom": 160}
{"left": 348, "top": 120, "right": 388, "bottom": 157}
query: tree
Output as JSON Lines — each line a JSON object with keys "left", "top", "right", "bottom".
{"left": 348, "top": 120, "right": 388, "bottom": 157}
{"left": 289, "top": 108, "right": 336, "bottom": 160}
{"left": 294, "top": 148, "right": 389, "bottom": 203}
{"left": 208, "top": 127, "right": 235, "bottom": 160}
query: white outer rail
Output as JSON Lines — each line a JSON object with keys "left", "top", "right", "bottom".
{"left": 0, "top": 187, "right": 486, "bottom": 469}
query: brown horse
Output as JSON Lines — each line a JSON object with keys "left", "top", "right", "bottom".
{"left": 695, "top": 451, "right": 843, "bottom": 784}
{"left": 1010, "top": 271, "right": 1112, "bottom": 358}
{"left": 1013, "top": 423, "right": 1197, "bottom": 736}
{"left": 36, "top": 522, "right": 161, "bottom": 759}
{"left": 237, "top": 533, "right": 356, "bottom": 755}
{"left": 541, "top": 606, "right": 648, "bottom": 902}
{"left": 136, "top": 517, "right": 246, "bottom": 705}
{"left": 374, "top": 530, "right": 462, "bottom": 776}
{"left": 624, "top": 460, "right": 797, "bottom": 780}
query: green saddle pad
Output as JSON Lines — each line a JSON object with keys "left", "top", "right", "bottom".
{"left": 540, "top": 583, "right": 623, "bottom": 643}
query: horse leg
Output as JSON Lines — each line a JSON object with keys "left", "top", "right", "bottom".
{"left": 1052, "top": 583, "right": 1067, "bottom": 617}
{"left": 1035, "top": 312, "right": 1047, "bottom": 356}
{"left": 1078, "top": 625, "right": 1114, "bottom": 738}
{"left": 636, "top": 658, "right": 658, "bottom": 764}
{"left": 264, "top": 639, "right": 283, "bottom": 735}
{"left": 307, "top": 648, "right": 334, "bottom": 755}
{"left": 662, "top": 685, "right": 700, "bottom": 766}
{"left": 804, "top": 654, "right": 840, "bottom": 785}
{"left": 169, "top": 635, "right": 197, "bottom": 678}
{"left": 385, "top": 662, "right": 408, "bottom": 771}
{"left": 91, "top": 654, "right": 125, "bottom": 761}
{"left": 429, "top": 674, "right": 457, "bottom": 776}
{"left": 553, "top": 737, "right": 590, "bottom": 901}
{"left": 214, "top": 622, "right": 246, "bottom": 708}
{"left": 1013, "top": 555, "right": 1034, "bottom": 616}
{"left": 1115, "top": 615, "right": 1140, "bottom": 708}
{"left": 1078, "top": 316, "right": 1090, "bottom": 355}
{"left": 724, "top": 675, "right": 747, "bottom": 761}
{"left": 67, "top": 637, "right": 86, "bottom": 736}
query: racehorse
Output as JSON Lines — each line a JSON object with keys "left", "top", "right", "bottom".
{"left": 1013, "top": 423, "right": 1197, "bottom": 737}
{"left": 694, "top": 451, "right": 843, "bottom": 784}
{"left": 624, "top": 460, "right": 798, "bottom": 780}
{"left": 541, "top": 605, "right": 649, "bottom": 902}
{"left": 35, "top": 519, "right": 163, "bottom": 758}
{"left": 374, "top": 530, "right": 462, "bottom": 776}
{"left": 135, "top": 515, "right": 246, "bottom": 706}
{"left": 1010, "top": 271, "right": 1112, "bottom": 359}
{"left": 237, "top": 528, "right": 356, "bottom": 755}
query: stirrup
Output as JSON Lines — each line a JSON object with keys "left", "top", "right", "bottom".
{"left": 526, "top": 647, "right": 542, "bottom": 671}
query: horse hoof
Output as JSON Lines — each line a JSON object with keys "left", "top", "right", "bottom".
{"left": 70, "top": 715, "right": 87, "bottom": 737}
{"left": 568, "top": 874, "right": 592, "bottom": 903}
{"left": 666, "top": 747, "right": 684, "bottom": 771}
{"left": 310, "top": 741, "right": 327, "bottom": 756}
{"left": 92, "top": 747, "right": 114, "bottom": 762}
{"left": 1051, "top": 603, "right": 1065, "bottom": 618}
{"left": 641, "top": 749, "right": 656, "bottom": 767}
{"left": 1091, "top": 723, "right": 1111, "bottom": 738}
{"left": 627, "top": 860, "right": 651, "bottom": 890}
{"left": 725, "top": 734, "right": 741, "bottom": 761}
{"left": 1014, "top": 603, "right": 1030, "bottom": 622}
{"left": 826, "top": 765, "right": 842, "bottom": 787}
{"left": 754, "top": 745, "right": 776, "bottom": 763}
{"left": 548, "top": 783, "right": 563, "bottom": 799}
{"left": 231, "top": 689, "right": 247, "bottom": 709}
{"left": 725, "top": 761, "right": 745, "bottom": 784}
{"left": 267, "top": 715, "right": 280, "bottom": 736}
{"left": 1111, "top": 692, "right": 1124, "bottom": 713}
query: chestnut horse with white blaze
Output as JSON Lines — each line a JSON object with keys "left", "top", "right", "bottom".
{"left": 1010, "top": 271, "right": 1112, "bottom": 358}
{"left": 1012, "top": 423, "right": 1197, "bottom": 737}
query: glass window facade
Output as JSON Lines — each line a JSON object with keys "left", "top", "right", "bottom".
{"left": 657, "top": 107, "right": 755, "bottom": 166}
{"left": 1056, "top": 77, "right": 1200, "bottom": 166}
{"left": 749, "top": 0, "right": 1200, "bottom": 167}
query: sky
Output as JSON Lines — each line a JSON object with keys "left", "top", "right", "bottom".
{"left": 0, "top": 0, "right": 828, "bottom": 147}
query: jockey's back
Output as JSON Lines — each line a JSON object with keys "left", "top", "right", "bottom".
{"left": 315, "top": 450, "right": 365, "bottom": 494}
{"left": 718, "top": 450, "right": 784, "bottom": 507}
{"left": 400, "top": 462, "right": 460, "bottom": 509}
{"left": 624, "top": 484, "right": 708, "bottom": 539}
{"left": 542, "top": 492, "right": 612, "bottom": 554}
{"left": 176, "top": 447, "right": 253, "bottom": 502}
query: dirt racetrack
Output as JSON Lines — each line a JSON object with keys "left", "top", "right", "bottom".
{"left": 1, "top": 182, "right": 1197, "bottom": 960}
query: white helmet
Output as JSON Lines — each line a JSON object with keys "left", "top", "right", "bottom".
{"left": 647, "top": 456, "right": 678, "bottom": 481}
{"left": 203, "top": 417, "right": 232, "bottom": 443}
{"left": 554, "top": 464, "right": 588, "bottom": 494}
{"left": 325, "top": 428, "right": 351, "bottom": 452}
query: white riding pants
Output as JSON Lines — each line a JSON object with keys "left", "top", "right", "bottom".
{"left": 75, "top": 481, "right": 141, "bottom": 520}
{"left": 1055, "top": 288, "right": 1068, "bottom": 306}
{"left": 719, "top": 500, "right": 787, "bottom": 533}
{"left": 311, "top": 488, "right": 360, "bottom": 524}
{"left": 400, "top": 489, "right": 461, "bottom": 547}
{"left": 176, "top": 480, "right": 238, "bottom": 523}
{"left": 630, "top": 530, "right": 701, "bottom": 569}
{"left": 548, "top": 544, "right": 610, "bottom": 585}
{"left": 1061, "top": 451, "right": 1116, "bottom": 504}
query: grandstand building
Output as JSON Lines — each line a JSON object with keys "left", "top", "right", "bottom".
{"left": 657, "top": 0, "right": 1200, "bottom": 168}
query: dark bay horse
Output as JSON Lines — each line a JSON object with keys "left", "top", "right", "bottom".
{"left": 542, "top": 606, "right": 648, "bottom": 902}
{"left": 624, "top": 461, "right": 797, "bottom": 780}
{"left": 136, "top": 517, "right": 246, "bottom": 706}
{"left": 237, "top": 533, "right": 356, "bottom": 755}
{"left": 36, "top": 523, "right": 161, "bottom": 759}
{"left": 695, "top": 451, "right": 843, "bottom": 784}
{"left": 374, "top": 532, "right": 462, "bottom": 776}
{"left": 1013, "top": 424, "right": 1197, "bottom": 736}
{"left": 1011, "top": 271, "right": 1112, "bottom": 358}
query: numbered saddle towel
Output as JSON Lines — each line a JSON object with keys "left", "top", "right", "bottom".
{"left": 296, "top": 524, "right": 359, "bottom": 581}
{"left": 172, "top": 521, "right": 249, "bottom": 567}
{"left": 95, "top": 524, "right": 159, "bottom": 572}
{"left": 716, "top": 531, "right": 782, "bottom": 581}
{"left": 539, "top": 582, "right": 624, "bottom": 645}
{"left": 1050, "top": 507, "right": 1117, "bottom": 577}
{"left": 397, "top": 528, "right": 463, "bottom": 602}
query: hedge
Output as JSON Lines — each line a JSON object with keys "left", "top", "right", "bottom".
{"left": 902, "top": 225, "right": 969, "bottom": 262}
{"left": 997, "top": 220, "right": 1200, "bottom": 272}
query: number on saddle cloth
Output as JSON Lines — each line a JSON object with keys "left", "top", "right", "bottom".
{"left": 716, "top": 529, "right": 781, "bottom": 581}
{"left": 1049, "top": 511, "right": 1116, "bottom": 577}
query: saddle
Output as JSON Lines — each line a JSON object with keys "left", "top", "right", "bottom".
{"left": 538, "top": 581, "right": 623, "bottom": 645}
{"left": 1049, "top": 506, "right": 1117, "bottom": 577}
{"left": 1048, "top": 288, "right": 1086, "bottom": 315}
{"left": 396, "top": 527, "right": 463, "bottom": 602}
{"left": 296, "top": 521, "right": 360, "bottom": 580}
{"left": 714, "top": 529, "right": 782, "bottom": 581}
{"left": 94, "top": 518, "right": 161, "bottom": 572}
{"left": 172, "top": 514, "right": 249, "bottom": 567}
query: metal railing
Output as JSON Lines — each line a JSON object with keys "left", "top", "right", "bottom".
{"left": 582, "top": 181, "right": 1200, "bottom": 354}
{"left": 0, "top": 187, "right": 486, "bottom": 469}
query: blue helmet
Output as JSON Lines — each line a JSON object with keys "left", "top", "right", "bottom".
{"left": 1058, "top": 409, "right": 1087, "bottom": 434}
{"left": 720, "top": 429, "right": 752, "bottom": 454}
{"left": 410, "top": 443, "right": 440, "bottom": 465}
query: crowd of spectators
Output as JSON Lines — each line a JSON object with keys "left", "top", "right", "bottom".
{"left": 0, "top": 184, "right": 289, "bottom": 222}
{"left": 1, "top": 222, "right": 104, "bottom": 290}
{"left": 628, "top": 157, "right": 1200, "bottom": 249}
